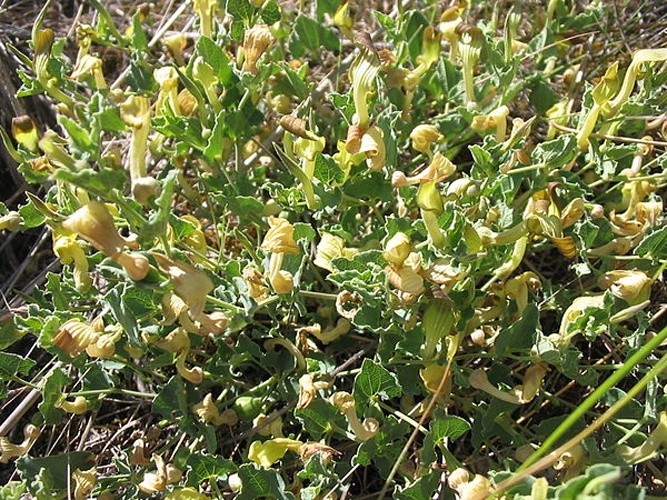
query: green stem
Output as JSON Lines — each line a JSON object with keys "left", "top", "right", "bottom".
{"left": 421, "top": 209, "right": 445, "bottom": 249}
{"left": 68, "top": 388, "right": 157, "bottom": 398}
{"left": 488, "top": 339, "right": 667, "bottom": 500}
{"left": 206, "top": 295, "right": 243, "bottom": 315}
{"left": 519, "top": 322, "right": 667, "bottom": 471}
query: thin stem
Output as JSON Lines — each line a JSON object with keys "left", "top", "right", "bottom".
{"left": 519, "top": 322, "right": 667, "bottom": 471}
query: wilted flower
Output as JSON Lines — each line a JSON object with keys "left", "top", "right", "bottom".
{"left": 243, "top": 267, "right": 270, "bottom": 300}
{"left": 553, "top": 443, "right": 587, "bottom": 480}
{"left": 138, "top": 454, "right": 182, "bottom": 494}
{"left": 242, "top": 24, "right": 274, "bottom": 74}
{"left": 598, "top": 270, "right": 651, "bottom": 305}
{"left": 192, "top": 394, "right": 238, "bottom": 426}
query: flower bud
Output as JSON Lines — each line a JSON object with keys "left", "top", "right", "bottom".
{"left": 11, "top": 115, "right": 39, "bottom": 153}
{"left": 383, "top": 232, "right": 411, "bottom": 266}
{"left": 421, "top": 297, "right": 455, "bottom": 359}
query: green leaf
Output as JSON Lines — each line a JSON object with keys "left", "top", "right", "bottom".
{"left": 153, "top": 376, "right": 190, "bottom": 419}
{"left": 261, "top": 0, "right": 281, "bottom": 25}
{"left": 395, "top": 470, "right": 441, "bottom": 500}
{"left": 187, "top": 452, "right": 236, "bottom": 483}
{"left": 230, "top": 20, "right": 245, "bottom": 41}
{"left": 635, "top": 225, "right": 667, "bottom": 259}
{"left": 58, "top": 116, "right": 92, "bottom": 151}
{"left": 236, "top": 464, "right": 295, "bottom": 500}
{"left": 0, "top": 319, "right": 26, "bottom": 350}
{"left": 430, "top": 412, "right": 471, "bottom": 442}
{"left": 195, "top": 37, "right": 235, "bottom": 86}
{"left": 295, "top": 399, "right": 345, "bottom": 440}
{"left": 17, "top": 452, "right": 95, "bottom": 495}
{"left": 293, "top": 222, "right": 316, "bottom": 243}
{"left": 53, "top": 167, "right": 128, "bottom": 195}
{"left": 228, "top": 196, "right": 265, "bottom": 222}
{"left": 314, "top": 154, "right": 344, "bottom": 185}
{"left": 353, "top": 358, "right": 402, "bottom": 408}
{"left": 533, "top": 134, "right": 577, "bottom": 169}
{"left": 227, "top": 0, "right": 254, "bottom": 22}
{"left": 0, "top": 481, "right": 26, "bottom": 500}
{"left": 38, "top": 367, "right": 68, "bottom": 424}
{"left": 0, "top": 352, "right": 35, "bottom": 378}
{"left": 495, "top": 303, "right": 540, "bottom": 356}
{"left": 291, "top": 15, "right": 340, "bottom": 58}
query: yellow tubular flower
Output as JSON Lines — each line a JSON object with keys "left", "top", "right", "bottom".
{"left": 0, "top": 424, "right": 41, "bottom": 463}
{"left": 470, "top": 105, "right": 510, "bottom": 141}
{"left": 53, "top": 233, "right": 92, "bottom": 292}
{"left": 349, "top": 48, "right": 381, "bottom": 128}
{"left": 598, "top": 270, "right": 651, "bottom": 305}
{"left": 606, "top": 48, "right": 667, "bottom": 117}
{"left": 261, "top": 217, "right": 299, "bottom": 294}
{"left": 73, "top": 467, "right": 97, "bottom": 500}
{"left": 120, "top": 95, "right": 160, "bottom": 204}
{"left": 154, "top": 67, "right": 180, "bottom": 116}
{"left": 248, "top": 438, "right": 303, "bottom": 468}
{"left": 576, "top": 62, "right": 619, "bottom": 151}
{"left": 192, "top": 0, "right": 216, "bottom": 38}
{"left": 52, "top": 319, "right": 99, "bottom": 357}
{"left": 164, "top": 34, "right": 187, "bottom": 66}
{"left": 458, "top": 25, "right": 483, "bottom": 110}
{"left": 410, "top": 124, "right": 443, "bottom": 157}
{"left": 62, "top": 201, "right": 149, "bottom": 280}
{"left": 55, "top": 396, "right": 89, "bottom": 414}
{"left": 439, "top": 5, "right": 464, "bottom": 62}
{"left": 383, "top": 232, "right": 412, "bottom": 267}
{"left": 69, "top": 54, "right": 106, "bottom": 89}
{"left": 330, "top": 392, "right": 379, "bottom": 441}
